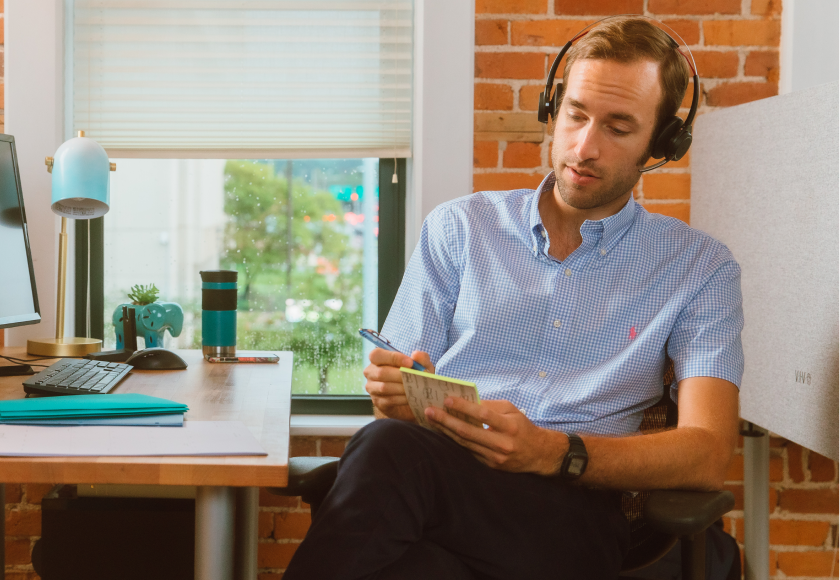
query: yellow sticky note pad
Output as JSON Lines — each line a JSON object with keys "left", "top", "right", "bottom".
{"left": 400, "top": 368, "right": 481, "bottom": 430}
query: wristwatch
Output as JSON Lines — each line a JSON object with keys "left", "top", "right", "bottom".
{"left": 559, "top": 432, "right": 588, "bottom": 481}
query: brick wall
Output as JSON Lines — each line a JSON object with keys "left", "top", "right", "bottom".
{"left": 4, "top": 2, "right": 838, "bottom": 579}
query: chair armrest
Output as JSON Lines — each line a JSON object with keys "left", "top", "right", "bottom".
{"left": 643, "top": 490, "right": 735, "bottom": 538}
{"left": 267, "top": 456, "right": 339, "bottom": 497}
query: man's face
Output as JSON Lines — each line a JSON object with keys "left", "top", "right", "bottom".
{"left": 551, "top": 58, "right": 662, "bottom": 210}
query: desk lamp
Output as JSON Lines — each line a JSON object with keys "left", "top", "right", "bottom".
{"left": 27, "top": 131, "right": 116, "bottom": 357}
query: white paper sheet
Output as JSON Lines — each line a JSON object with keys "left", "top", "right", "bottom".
{"left": 0, "top": 421, "right": 267, "bottom": 457}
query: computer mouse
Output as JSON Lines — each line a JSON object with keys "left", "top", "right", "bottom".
{"left": 125, "top": 348, "right": 188, "bottom": 370}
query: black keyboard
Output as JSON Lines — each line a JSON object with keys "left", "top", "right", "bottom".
{"left": 22, "top": 359, "right": 132, "bottom": 396}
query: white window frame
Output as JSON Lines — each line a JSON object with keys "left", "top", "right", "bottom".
{"left": 6, "top": 0, "right": 474, "bottom": 434}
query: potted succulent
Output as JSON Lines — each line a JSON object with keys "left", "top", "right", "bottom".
{"left": 112, "top": 284, "right": 184, "bottom": 349}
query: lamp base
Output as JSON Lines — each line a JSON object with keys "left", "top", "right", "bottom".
{"left": 27, "top": 337, "right": 102, "bottom": 357}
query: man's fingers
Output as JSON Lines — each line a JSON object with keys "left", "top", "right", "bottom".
{"left": 365, "top": 380, "right": 406, "bottom": 398}
{"left": 410, "top": 351, "right": 435, "bottom": 374}
{"left": 426, "top": 405, "right": 513, "bottom": 455}
{"left": 368, "top": 347, "right": 415, "bottom": 369}
{"left": 444, "top": 396, "right": 511, "bottom": 433}
{"left": 434, "top": 422, "right": 504, "bottom": 466}
{"left": 363, "top": 363, "right": 406, "bottom": 386}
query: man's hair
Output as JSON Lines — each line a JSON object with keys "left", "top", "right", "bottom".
{"left": 559, "top": 17, "right": 691, "bottom": 149}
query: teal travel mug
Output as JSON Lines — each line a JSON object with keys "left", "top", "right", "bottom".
{"left": 200, "top": 270, "right": 237, "bottom": 357}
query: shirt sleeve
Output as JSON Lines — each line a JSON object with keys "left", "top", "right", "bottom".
{"left": 667, "top": 245, "right": 745, "bottom": 390}
{"left": 380, "top": 205, "right": 462, "bottom": 365}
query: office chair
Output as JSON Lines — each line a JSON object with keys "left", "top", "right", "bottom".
{"left": 269, "top": 362, "right": 735, "bottom": 580}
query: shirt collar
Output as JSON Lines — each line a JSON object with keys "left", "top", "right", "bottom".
{"left": 527, "top": 171, "right": 638, "bottom": 257}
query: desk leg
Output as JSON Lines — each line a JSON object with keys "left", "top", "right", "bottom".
{"left": 744, "top": 427, "right": 770, "bottom": 580}
{"left": 195, "top": 486, "right": 235, "bottom": 580}
{"left": 234, "top": 487, "right": 258, "bottom": 580}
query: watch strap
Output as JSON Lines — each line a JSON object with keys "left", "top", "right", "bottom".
{"left": 559, "top": 432, "right": 588, "bottom": 481}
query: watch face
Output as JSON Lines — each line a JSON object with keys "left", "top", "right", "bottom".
{"left": 569, "top": 455, "right": 586, "bottom": 476}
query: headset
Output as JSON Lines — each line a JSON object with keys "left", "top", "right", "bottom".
{"left": 537, "top": 16, "right": 700, "bottom": 172}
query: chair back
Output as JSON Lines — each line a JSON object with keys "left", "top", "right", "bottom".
{"left": 619, "top": 360, "right": 680, "bottom": 571}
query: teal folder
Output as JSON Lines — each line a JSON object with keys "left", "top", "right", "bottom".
{"left": 0, "top": 394, "right": 188, "bottom": 422}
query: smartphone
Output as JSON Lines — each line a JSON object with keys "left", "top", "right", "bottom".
{"left": 358, "top": 329, "right": 426, "bottom": 371}
{"left": 205, "top": 351, "right": 280, "bottom": 363}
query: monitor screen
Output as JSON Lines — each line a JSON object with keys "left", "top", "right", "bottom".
{"left": 0, "top": 135, "right": 40, "bottom": 330}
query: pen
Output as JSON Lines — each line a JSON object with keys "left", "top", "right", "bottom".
{"left": 358, "top": 329, "right": 427, "bottom": 372}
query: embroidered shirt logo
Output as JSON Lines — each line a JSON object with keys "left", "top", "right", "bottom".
{"left": 629, "top": 326, "right": 637, "bottom": 340}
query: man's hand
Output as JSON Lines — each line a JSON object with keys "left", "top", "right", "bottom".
{"left": 364, "top": 348, "right": 434, "bottom": 422}
{"left": 425, "top": 398, "right": 568, "bottom": 476}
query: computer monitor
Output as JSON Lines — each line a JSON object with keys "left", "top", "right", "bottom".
{"left": 0, "top": 134, "right": 41, "bottom": 330}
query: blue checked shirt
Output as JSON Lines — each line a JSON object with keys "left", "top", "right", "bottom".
{"left": 381, "top": 172, "right": 744, "bottom": 436}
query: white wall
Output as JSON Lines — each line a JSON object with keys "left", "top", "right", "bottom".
{"left": 5, "top": 0, "right": 65, "bottom": 347}
{"left": 780, "top": 0, "right": 840, "bottom": 94}
{"left": 407, "top": 0, "right": 475, "bottom": 260}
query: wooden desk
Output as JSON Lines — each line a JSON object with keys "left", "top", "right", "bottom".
{"left": 0, "top": 347, "right": 292, "bottom": 580}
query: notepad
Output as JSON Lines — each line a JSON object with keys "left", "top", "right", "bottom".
{"left": 400, "top": 368, "right": 481, "bottom": 430}
{"left": 0, "top": 394, "right": 188, "bottom": 422}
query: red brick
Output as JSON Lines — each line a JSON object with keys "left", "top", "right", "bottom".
{"left": 24, "top": 483, "right": 54, "bottom": 505}
{"left": 511, "top": 20, "right": 592, "bottom": 47}
{"left": 6, "top": 507, "right": 41, "bottom": 536}
{"left": 642, "top": 174, "right": 690, "bottom": 200}
{"left": 725, "top": 454, "right": 744, "bottom": 481}
{"left": 553, "top": 0, "right": 643, "bottom": 15}
{"left": 519, "top": 85, "right": 544, "bottom": 112}
{"left": 476, "top": 0, "right": 547, "bottom": 14}
{"left": 704, "top": 20, "right": 781, "bottom": 47}
{"left": 692, "top": 50, "right": 738, "bottom": 78}
{"left": 706, "top": 82, "right": 777, "bottom": 107}
{"left": 778, "top": 550, "right": 839, "bottom": 577}
{"left": 476, "top": 20, "right": 507, "bottom": 46}
{"left": 788, "top": 442, "right": 805, "bottom": 482}
{"left": 257, "top": 542, "right": 299, "bottom": 569}
{"left": 769, "top": 454, "right": 784, "bottom": 482}
{"left": 290, "top": 436, "right": 317, "bottom": 457}
{"left": 475, "top": 83, "right": 514, "bottom": 111}
{"left": 779, "top": 489, "right": 839, "bottom": 514}
{"left": 730, "top": 516, "right": 744, "bottom": 542}
{"left": 745, "top": 50, "right": 780, "bottom": 83}
{"left": 259, "top": 487, "right": 299, "bottom": 508}
{"left": 660, "top": 20, "right": 700, "bottom": 45}
{"left": 274, "top": 511, "right": 312, "bottom": 540}
{"left": 5, "top": 483, "right": 22, "bottom": 504}
{"left": 319, "top": 437, "right": 349, "bottom": 458}
{"left": 769, "top": 519, "right": 831, "bottom": 546}
{"left": 649, "top": 0, "right": 740, "bottom": 14}
{"left": 475, "top": 53, "right": 545, "bottom": 80}
{"left": 474, "top": 141, "right": 499, "bottom": 168}
{"left": 473, "top": 172, "right": 544, "bottom": 192}
{"left": 769, "top": 435, "right": 786, "bottom": 448}
{"left": 503, "top": 142, "right": 542, "bottom": 168}
{"left": 809, "top": 451, "right": 837, "bottom": 482}
{"left": 258, "top": 511, "right": 274, "bottom": 539}
{"left": 5, "top": 573, "right": 41, "bottom": 580}
{"left": 641, "top": 202, "right": 689, "bottom": 223}
{"left": 257, "top": 574, "right": 283, "bottom": 580}
{"left": 751, "top": 0, "right": 782, "bottom": 16}
{"left": 6, "top": 538, "right": 31, "bottom": 565}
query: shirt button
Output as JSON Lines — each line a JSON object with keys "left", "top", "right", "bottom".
{"left": 538, "top": 371, "right": 547, "bottom": 378}
{"left": 553, "top": 320, "right": 562, "bottom": 328}
{"left": 533, "top": 244, "right": 537, "bottom": 252}
{"left": 541, "top": 229, "right": 547, "bottom": 239}
{"left": 600, "top": 249, "right": 606, "bottom": 256}
{"left": 565, "top": 268, "right": 572, "bottom": 277}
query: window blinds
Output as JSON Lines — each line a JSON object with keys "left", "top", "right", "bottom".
{"left": 72, "top": 1, "right": 413, "bottom": 158}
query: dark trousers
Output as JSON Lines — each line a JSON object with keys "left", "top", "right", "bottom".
{"left": 283, "top": 419, "right": 631, "bottom": 580}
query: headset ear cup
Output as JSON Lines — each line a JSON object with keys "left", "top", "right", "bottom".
{"left": 651, "top": 116, "right": 684, "bottom": 160}
{"left": 551, "top": 81, "right": 563, "bottom": 120}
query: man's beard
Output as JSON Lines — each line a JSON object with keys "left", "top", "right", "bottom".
{"left": 553, "top": 156, "right": 644, "bottom": 211}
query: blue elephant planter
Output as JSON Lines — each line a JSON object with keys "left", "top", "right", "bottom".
{"left": 113, "top": 302, "right": 184, "bottom": 349}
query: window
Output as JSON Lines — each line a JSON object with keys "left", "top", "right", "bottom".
{"left": 67, "top": 0, "right": 413, "bottom": 412}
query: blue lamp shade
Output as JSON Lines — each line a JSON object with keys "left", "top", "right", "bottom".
{"left": 50, "top": 134, "right": 111, "bottom": 219}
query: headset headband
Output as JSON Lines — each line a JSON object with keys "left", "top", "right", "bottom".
{"left": 538, "top": 15, "right": 700, "bottom": 172}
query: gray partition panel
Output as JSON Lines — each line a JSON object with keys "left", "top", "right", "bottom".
{"left": 691, "top": 82, "right": 839, "bottom": 460}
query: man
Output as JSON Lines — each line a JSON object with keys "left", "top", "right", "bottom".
{"left": 283, "top": 17, "right": 743, "bottom": 580}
